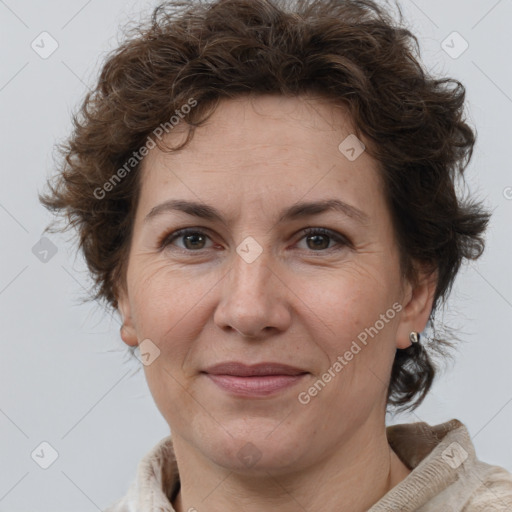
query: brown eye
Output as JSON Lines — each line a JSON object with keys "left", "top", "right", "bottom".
{"left": 161, "top": 229, "right": 214, "bottom": 251}
{"left": 182, "top": 233, "right": 207, "bottom": 250}
{"left": 306, "top": 233, "right": 331, "bottom": 250}
{"left": 297, "top": 227, "right": 350, "bottom": 252}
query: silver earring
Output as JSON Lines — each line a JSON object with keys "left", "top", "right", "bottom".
{"left": 409, "top": 331, "right": 420, "bottom": 344}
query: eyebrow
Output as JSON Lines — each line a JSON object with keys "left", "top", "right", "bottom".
{"left": 144, "top": 198, "right": 369, "bottom": 225}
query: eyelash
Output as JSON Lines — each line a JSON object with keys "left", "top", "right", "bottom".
{"left": 159, "top": 227, "right": 351, "bottom": 253}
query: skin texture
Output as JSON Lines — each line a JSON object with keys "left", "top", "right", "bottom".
{"left": 118, "top": 95, "right": 436, "bottom": 512}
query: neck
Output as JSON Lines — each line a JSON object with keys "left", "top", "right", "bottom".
{"left": 171, "top": 418, "right": 411, "bottom": 512}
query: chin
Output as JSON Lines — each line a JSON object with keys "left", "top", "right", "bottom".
{"left": 194, "top": 417, "right": 310, "bottom": 474}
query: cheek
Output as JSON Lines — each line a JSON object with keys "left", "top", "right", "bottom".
{"left": 297, "top": 264, "right": 400, "bottom": 349}
{"left": 302, "top": 278, "right": 399, "bottom": 414}
{"left": 296, "top": 269, "right": 401, "bottom": 412}
{"left": 127, "top": 258, "right": 217, "bottom": 354}
{"left": 126, "top": 259, "right": 216, "bottom": 423}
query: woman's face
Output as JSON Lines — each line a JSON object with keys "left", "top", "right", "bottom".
{"left": 118, "top": 95, "right": 432, "bottom": 473}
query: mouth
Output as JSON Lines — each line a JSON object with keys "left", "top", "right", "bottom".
{"left": 202, "top": 362, "right": 309, "bottom": 397}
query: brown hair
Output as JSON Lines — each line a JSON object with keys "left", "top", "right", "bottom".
{"left": 40, "top": 0, "right": 490, "bottom": 411}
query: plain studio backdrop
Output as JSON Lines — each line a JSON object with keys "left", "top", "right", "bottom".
{"left": 0, "top": 0, "right": 511, "bottom": 510}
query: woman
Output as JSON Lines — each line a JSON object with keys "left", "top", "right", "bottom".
{"left": 40, "top": 0, "right": 512, "bottom": 510}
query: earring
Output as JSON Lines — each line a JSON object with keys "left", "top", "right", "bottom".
{"left": 409, "top": 331, "right": 420, "bottom": 344}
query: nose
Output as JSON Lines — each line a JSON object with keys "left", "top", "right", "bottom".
{"left": 213, "top": 248, "right": 292, "bottom": 339}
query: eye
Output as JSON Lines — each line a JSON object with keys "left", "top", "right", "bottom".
{"left": 297, "top": 227, "right": 350, "bottom": 251}
{"left": 160, "top": 228, "right": 215, "bottom": 251}
{"left": 159, "top": 227, "right": 350, "bottom": 253}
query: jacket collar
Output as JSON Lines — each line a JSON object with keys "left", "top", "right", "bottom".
{"left": 126, "top": 419, "right": 472, "bottom": 511}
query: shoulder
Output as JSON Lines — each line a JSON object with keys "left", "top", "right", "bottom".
{"left": 102, "top": 479, "right": 138, "bottom": 512}
{"left": 463, "top": 463, "right": 512, "bottom": 511}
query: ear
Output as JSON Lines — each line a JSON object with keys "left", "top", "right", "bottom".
{"left": 117, "top": 290, "right": 139, "bottom": 347}
{"left": 396, "top": 267, "right": 437, "bottom": 349}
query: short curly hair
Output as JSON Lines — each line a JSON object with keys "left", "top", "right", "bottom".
{"left": 40, "top": 0, "right": 490, "bottom": 411}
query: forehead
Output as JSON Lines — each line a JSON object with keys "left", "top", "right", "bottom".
{"left": 150, "top": 95, "right": 357, "bottom": 164}
{"left": 137, "top": 95, "right": 384, "bottom": 218}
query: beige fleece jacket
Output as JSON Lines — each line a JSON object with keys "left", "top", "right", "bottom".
{"left": 103, "top": 419, "right": 512, "bottom": 511}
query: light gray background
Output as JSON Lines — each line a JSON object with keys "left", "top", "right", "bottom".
{"left": 0, "top": 0, "right": 511, "bottom": 510}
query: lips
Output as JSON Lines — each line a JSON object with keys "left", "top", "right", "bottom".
{"left": 202, "top": 362, "right": 308, "bottom": 397}
{"left": 203, "top": 362, "right": 308, "bottom": 377}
